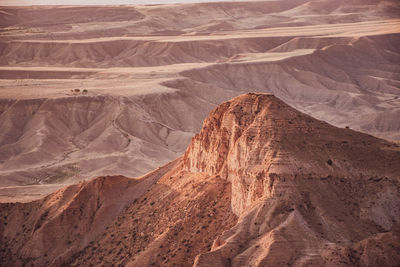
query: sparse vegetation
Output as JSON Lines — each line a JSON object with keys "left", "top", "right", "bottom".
{"left": 70, "top": 88, "right": 88, "bottom": 95}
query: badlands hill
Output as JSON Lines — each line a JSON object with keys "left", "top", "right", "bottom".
{"left": 1, "top": 93, "right": 399, "bottom": 266}
{"left": 0, "top": 0, "right": 400, "bottom": 201}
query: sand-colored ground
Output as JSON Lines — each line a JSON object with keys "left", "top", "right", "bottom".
{"left": 0, "top": 0, "right": 399, "bottom": 201}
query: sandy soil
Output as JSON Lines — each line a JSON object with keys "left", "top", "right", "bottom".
{"left": 0, "top": 0, "right": 399, "bottom": 201}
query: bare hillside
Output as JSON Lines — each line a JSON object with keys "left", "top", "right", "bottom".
{"left": 0, "top": 0, "right": 399, "bottom": 200}
{"left": 1, "top": 94, "right": 399, "bottom": 266}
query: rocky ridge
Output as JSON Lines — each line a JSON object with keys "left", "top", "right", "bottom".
{"left": 1, "top": 93, "right": 399, "bottom": 266}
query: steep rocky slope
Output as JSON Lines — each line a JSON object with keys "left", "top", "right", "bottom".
{"left": 1, "top": 93, "right": 399, "bottom": 266}
{"left": 184, "top": 93, "right": 400, "bottom": 266}
{"left": 0, "top": 160, "right": 176, "bottom": 266}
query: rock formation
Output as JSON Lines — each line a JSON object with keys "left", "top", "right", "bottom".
{"left": 1, "top": 93, "right": 399, "bottom": 266}
{"left": 186, "top": 93, "right": 400, "bottom": 266}
{"left": 1, "top": 1, "right": 400, "bottom": 198}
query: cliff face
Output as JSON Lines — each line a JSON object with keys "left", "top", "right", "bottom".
{"left": 186, "top": 94, "right": 400, "bottom": 266}
{"left": 1, "top": 93, "right": 400, "bottom": 266}
{"left": 184, "top": 93, "right": 400, "bottom": 216}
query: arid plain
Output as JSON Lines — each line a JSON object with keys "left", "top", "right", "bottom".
{"left": 1, "top": 1, "right": 400, "bottom": 266}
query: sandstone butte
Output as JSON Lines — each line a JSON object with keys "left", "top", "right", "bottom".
{"left": 1, "top": 93, "right": 399, "bottom": 266}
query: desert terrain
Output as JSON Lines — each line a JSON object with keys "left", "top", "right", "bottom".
{"left": 1, "top": 93, "right": 400, "bottom": 266}
{"left": 1, "top": 0, "right": 399, "bottom": 202}
{"left": 0, "top": 1, "right": 400, "bottom": 265}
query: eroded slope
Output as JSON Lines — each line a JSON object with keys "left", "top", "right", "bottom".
{"left": 2, "top": 93, "right": 399, "bottom": 266}
{"left": 0, "top": 0, "right": 399, "bottom": 201}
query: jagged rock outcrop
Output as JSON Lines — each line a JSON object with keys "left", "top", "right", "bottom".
{"left": 184, "top": 93, "right": 400, "bottom": 215}
{"left": 185, "top": 93, "right": 400, "bottom": 266}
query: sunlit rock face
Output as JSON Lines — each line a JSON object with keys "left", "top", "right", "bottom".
{"left": 1, "top": 93, "right": 400, "bottom": 266}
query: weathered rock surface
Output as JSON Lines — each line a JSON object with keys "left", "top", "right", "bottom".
{"left": 1, "top": 93, "right": 399, "bottom": 266}
{"left": 188, "top": 94, "right": 400, "bottom": 266}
